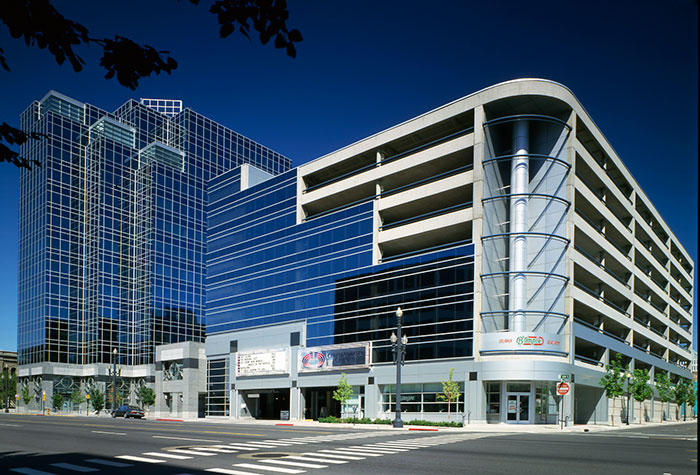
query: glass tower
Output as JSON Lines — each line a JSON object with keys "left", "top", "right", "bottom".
{"left": 17, "top": 91, "right": 291, "bottom": 374}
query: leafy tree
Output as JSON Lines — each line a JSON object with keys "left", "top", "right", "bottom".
{"left": 674, "top": 378, "right": 693, "bottom": 421}
{"left": 0, "top": 0, "right": 302, "bottom": 168}
{"left": 139, "top": 385, "right": 156, "bottom": 414}
{"left": 51, "top": 392, "right": 64, "bottom": 411}
{"left": 21, "top": 384, "right": 31, "bottom": 406}
{"left": 599, "top": 353, "right": 627, "bottom": 426}
{"left": 436, "top": 368, "right": 462, "bottom": 422}
{"left": 332, "top": 373, "right": 354, "bottom": 419}
{"left": 655, "top": 372, "right": 674, "bottom": 421}
{"left": 89, "top": 388, "right": 104, "bottom": 414}
{"left": 0, "top": 371, "right": 17, "bottom": 409}
{"left": 70, "top": 389, "right": 84, "bottom": 411}
{"left": 629, "top": 369, "right": 653, "bottom": 424}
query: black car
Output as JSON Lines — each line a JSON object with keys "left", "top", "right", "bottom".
{"left": 111, "top": 404, "right": 145, "bottom": 419}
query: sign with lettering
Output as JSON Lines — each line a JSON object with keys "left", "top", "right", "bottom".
{"left": 298, "top": 343, "right": 370, "bottom": 373}
{"left": 235, "top": 348, "right": 289, "bottom": 377}
{"left": 556, "top": 382, "right": 570, "bottom": 395}
{"left": 480, "top": 332, "right": 566, "bottom": 354}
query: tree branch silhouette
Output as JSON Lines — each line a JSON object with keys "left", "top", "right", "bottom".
{"left": 0, "top": 0, "right": 302, "bottom": 169}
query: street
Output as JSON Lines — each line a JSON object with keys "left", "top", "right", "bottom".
{"left": 0, "top": 413, "right": 696, "bottom": 475}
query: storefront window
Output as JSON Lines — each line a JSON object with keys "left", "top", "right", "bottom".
{"left": 486, "top": 382, "right": 500, "bottom": 418}
{"left": 380, "top": 382, "right": 464, "bottom": 414}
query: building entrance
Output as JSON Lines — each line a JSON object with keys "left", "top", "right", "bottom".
{"left": 242, "top": 389, "right": 290, "bottom": 420}
{"left": 302, "top": 387, "right": 341, "bottom": 420}
{"left": 506, "top": 393, "right": 530, "bottom": 423}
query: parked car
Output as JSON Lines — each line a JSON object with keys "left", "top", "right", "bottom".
{"left": 111, "top": 404, "right": 145, "bottom": 419}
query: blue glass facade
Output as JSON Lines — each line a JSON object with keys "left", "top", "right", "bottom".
{"left": 206, "top": 168, "right": 475, "bottom": 363}
{"left": 18, "top": 91, "right": 291, "bottom": 366}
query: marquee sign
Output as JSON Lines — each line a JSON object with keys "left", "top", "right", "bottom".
{"left": 298, "top": 343, "right": 370, "bottom": 373}
{"left": 480, "top": 332, "right": 566, "bottom": 354}
{"left": 235, "top": 348, "right": 289, "bottom": 377}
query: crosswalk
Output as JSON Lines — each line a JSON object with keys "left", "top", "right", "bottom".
{"left": 9, "top": 432, "right": 498, "bottom": 475}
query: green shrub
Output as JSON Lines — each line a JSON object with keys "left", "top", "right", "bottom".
{"left": 406, "top": 419, "right": 463, "bottom": 427}
{"left": 318, "top": 416, "right": 392, "bottom": 424}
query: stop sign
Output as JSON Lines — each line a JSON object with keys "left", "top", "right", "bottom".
{"left": 556, "top": 382, "right": 570, "bottom": 395}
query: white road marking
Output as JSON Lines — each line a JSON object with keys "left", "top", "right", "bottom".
{"left": 153, "top": 435, "right": 222, "bottom": 443}
{"left": 348, "top": 445, "right": 407, "bottom": 452}
{"left": 259, "top": 459, "right": 327, "bottom": 469}
{"left": 10, "top": 469, "right": 56, "bottom": 475}
{"left": 91, "top": 430, "right": 126, "bottom": 436}
{"left": 0, "top": 423, "right": 21, "bottom": 427}
{"left": 191, "top": 447, "right": 237, "bottom": 453}
{"left": 143, "top": 452, "right": 192, "bottom": 459}
{"left": 115, "top": 455, "right": 165, "bottom": 463}
{"left": 49, "top": 463, "right": 98, "bottom": 472}
{"left": 318, "top": 448, "right": 382, "bottom": 457}
{"left": 233, "top": 463, "right": 304, "bottom": 474}
{"left": 285, "top": 456, "right": 347, "bottom": 464}
{"left": 303, "top": 452, "right": 365, "bottom": 460}
{"left": 241, "top": 442, "right": 287, "bottom": 447}
{"left": 205, "top": 469, "right": 260, "bottom": 475}
{"left": 225, "top": 445, "right": 258, "bottom": 451}
{"left": 265, "top": 439, "right": 307, "bottom": 445}
{"left": 168, "top": 449, "right": 218, "bottom": 456}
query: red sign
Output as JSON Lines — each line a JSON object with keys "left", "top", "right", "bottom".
{"left": 556, "top": 382, "right": 570, "bottom": 395}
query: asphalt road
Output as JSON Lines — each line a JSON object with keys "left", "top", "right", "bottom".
{"left": 0, "top": 413, "right": 696, "bottom": 475}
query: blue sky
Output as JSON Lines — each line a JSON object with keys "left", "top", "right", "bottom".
{"left": 0, "top": 0, "right": 697, "bottom": 351}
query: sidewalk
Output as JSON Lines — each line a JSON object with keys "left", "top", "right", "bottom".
{"left": 8, "top": 409, "right": 696, "bottom": 434}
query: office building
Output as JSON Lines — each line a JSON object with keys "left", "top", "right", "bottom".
{"left": 203, "top": 79, "right": 693, "bottom": 424}
{"left": 16, "top": 91, "right": 291, "bottom": 411}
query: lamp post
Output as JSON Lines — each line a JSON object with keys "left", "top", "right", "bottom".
{"left": 112, "top": 348, "right": 117, "bottom": 413}
{"left": 391, "top": 307, "right": 408, "bottom": 428}
{"left": 625, "top": 372, "right": 631, "bottom": 426}
{"left": 3, "top": 364, "right": 9, "bottom": 413}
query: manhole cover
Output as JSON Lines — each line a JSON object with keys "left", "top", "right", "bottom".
{"left": 240, "top": 452, "right": 294, "bottom": 460}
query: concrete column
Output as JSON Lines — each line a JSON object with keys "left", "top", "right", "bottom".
{"left": 365, "top": 383, "right": 379, "bottom": 419}
{"left": 290, "top": 387, "right": 301, "bottom": 420}
{"left": 510, "top": 120, "right": 529, "bottom": 332}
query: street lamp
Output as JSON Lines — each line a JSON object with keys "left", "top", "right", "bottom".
{"left": 111, "top": 348, "right": 117, "bottom": 413}
{"left": 3, "top": 364, "right": 9, "bottom": 413}
{"left": 391, "top": 307, "right": 408, "bottom": 428}
{"left": 625, "top": 371, "right": 631, "bottom": 426}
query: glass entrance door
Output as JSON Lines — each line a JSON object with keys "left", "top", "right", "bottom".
{"left": 506, "top": 393, "right": 530, "bottom": 423}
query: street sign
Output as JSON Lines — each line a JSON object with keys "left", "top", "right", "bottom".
{"left": 556, "top": 382, "right": 570, "bottom": 395}
{"left": 558, "top": 374, "right": 571, "bottom": 382}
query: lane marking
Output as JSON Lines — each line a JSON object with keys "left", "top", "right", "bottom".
{"left": 191, "top": 447, "right": 237, "bottom": 453}
{"left": 259, "top": 459, "right": 327, "bottom": 469}
{"left": 0, "top": 423, "right": 21, "bottom": 427}
{"left": 49, "top": 463, "right": 99, "bottom": 472}
{"left": 84, "top": 459, "right": 133, "bottom": 467}
{"left": 168, "top": 449, "right": 218, "bottom": 456}
{"left": 225, "top": 445, "right": 258, "bottom": 451}
{"left": 143, "top": 452, "right": 192, "bottom": 459}
{"left": 285, "top": 456, "right": 347, "bottom": 464}
{"left": 154, "top": 435, "right": 222, "bottom": 443}
{"left": 233, "top": 463, "right": 304, "bottom": 474}
{"left": 10, "top": 469, "right": 56, "bottom": 475}
{"left": 318, "top": 449, "right": 382, "bottom": 457}
{"left": 91, "top": 430, "right": 126, "bottom": 436}
{"left": 205, "top": 469, "right": 260, "bottom": 475}
{"left": 303, "top": 452, "right": 365, "bottom": 460}
{"left": 347, "top": 445, "right": 407, "bottom": 453}
{"left": 115, "top": 455, "right": 165, "bottom": 463}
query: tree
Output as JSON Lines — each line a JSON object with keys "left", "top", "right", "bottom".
{"left": 0, "top": 0, "right": 302, "bottom": 168}
{"left": 629, "top": 369, "right": 653, "bottom": 424}
{"left": 139, "top": 385, "right": 156, "bottom": 415}
{"left": 599, "top": 353, "right": 627, "bottom": 426}
{"left": 0, "top": 371, "right": 17, "bottom": 409}
{"left": 655, "top": 372, "right": 674, "bottom": 421}
{"left": 51, "top": 392, "right": 64, "bottom": 411}
{"left": 89, "top": 388, "right": 104, "bottom": 414}
{"left": 332, "top": 373, "right": 354, "bottom": 419}
{"left": 674, "top": 378, "right": 693, "bottom": 422}
{"left": 436, "top": 368, "right": 462, "bottom": 422}
{"left": 21, "top": 384, "right": 31, "bottom": 407}
{"left": 70, "top": 389, "right": 84, "bottom": 411}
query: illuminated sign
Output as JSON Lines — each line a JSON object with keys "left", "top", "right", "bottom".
{"left": 298, "top": 343, "right": 370, "bottom": 372}
{"left": 235, "top": 348, "right": 289, "bottom": 377}
{"left": 480, "top": 332, "right": 566, "bottom": 354}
